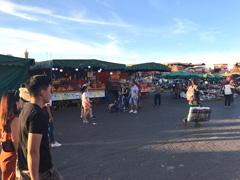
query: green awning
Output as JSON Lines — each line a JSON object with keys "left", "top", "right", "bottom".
{"left": 31, "top": 59, "right": 126, "bottom": 70}
{"left": 220, "top": 73, "right": 240, "bottom": 77}
{"left": 214, "top": 74, "right": 225, "bottom": 80}
{"left": 0, "top": 54, "right": 35, "bottom": 97}
{"left": 126, "top": 62, "right": 171, "bottom": 72}
{"left": 161, "top": 71, "right": 202, "bottom": 79}
{"left": 0, "top": 54, "right": 34, "bottom": 66}
{"left": 153, "top": 74, "right": 162, "bottom": 78}
{"left": 30, "top": 60, "right": 53, "bottom": 69}
{"left": 203, "top": 73, "right": 215, "bottom": 80}
{"left": 203, "top": 73, "right": 225, "bottom": 80}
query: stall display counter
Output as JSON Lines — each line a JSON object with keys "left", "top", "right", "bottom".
{"left": 51, "top": 80, "right": 106, "bottom": 109}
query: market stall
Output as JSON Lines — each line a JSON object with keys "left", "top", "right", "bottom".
{"left": 0, "top": 54, "right": 35, "bottom": 97}
{"left": 125, "top": 62, "right": 171, "bottom": 97}
{"left": 200, "top": 73, "right": 226, "bottom": 101}
{"left": 30, "top": 59, "right": 125, "bottom": 109}
{"left": 201, "top": 84, "right": 224, "bottom": 101}
{"left": 161, "top": 71, "right": 203, "bottom": 79}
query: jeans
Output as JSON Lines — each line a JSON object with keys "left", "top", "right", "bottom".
{"left": 124, "top": 97, "right": 129, "bottom": 109}
{"left": 129, "top": 97, "right": 138, "bottom": 105}
{"left": 154, "top": 94, "right": 161, "bottom": 105}
{"left": 118, "top": 102, "right": 123, "bottom": 112}
{"left": 225, "top": 95, "right": 231, "bottom": 107}
{"left": 20, "top": 167, "right": 64, "bottom": 180}
{"left": 48, "top": 121, "right": 54, "bottom": 143}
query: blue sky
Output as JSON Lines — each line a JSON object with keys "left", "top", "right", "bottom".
{"left": 0, "top": 0, "right": 240, "bottom": 68}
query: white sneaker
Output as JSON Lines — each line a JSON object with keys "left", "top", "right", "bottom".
{"left": 129, "top": 110, "right": 133, "bottom": 113}
{"left": 51, "top": 141, "right": 62, "bottom": 147}
{"left": 133, "top": 110, "right": 137, "bottom": 113}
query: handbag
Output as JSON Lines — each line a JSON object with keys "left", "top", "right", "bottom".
{"left": 0, "top": 123, "right": 15, "bottom": 152}
{"left": 1, "top": 140, "right": 15, "bottom": 152}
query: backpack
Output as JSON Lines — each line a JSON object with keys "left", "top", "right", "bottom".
{"left": 222, "top": 85, "right": 225, "bottom": 95}
{"left": 186, "top": 85, "right": 196, "bottom": 101}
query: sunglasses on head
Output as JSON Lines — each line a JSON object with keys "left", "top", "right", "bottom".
{"left": 8, "top": 90, "right": 18, "bottom": 97}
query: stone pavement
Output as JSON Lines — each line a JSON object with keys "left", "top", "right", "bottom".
{"left": 51, "top": 92, "right": 240, "bottom": 180}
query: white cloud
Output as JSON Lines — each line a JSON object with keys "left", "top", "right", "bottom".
{"left": 0, "top": 28, "right": 137, "bottom": 61}
{"left": 172, "top": 18, "right": 198, "bottom": 34}
{"left": 0, "top": 0, "right": 130, "bottom": 27}
{"left": 52, "top": 14, "right": 129, "bottom": 27}
{"left": 96, "top": 0, "right": 113, "bottom": 10}
{"left": 0, "top": 0, "right": 51, "bottom": 20}
{"left": 199, "top": 31, "right": 221, "bottom": 42}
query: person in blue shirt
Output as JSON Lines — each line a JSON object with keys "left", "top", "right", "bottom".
{"left": 117, "top": 90, "right": 125, "bottom": 113}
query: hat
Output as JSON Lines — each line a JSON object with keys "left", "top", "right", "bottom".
{"left": 19, "top": 88, "right": 31, "bottom": 102}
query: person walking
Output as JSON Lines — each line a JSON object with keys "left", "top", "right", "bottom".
{"left": 129, "top": 81, "right": 139, "bottom": 114}
{"left": 18, "top": 75, "right": 63, "bottom": 180}
{"left": 135, "top": 79, "right": 142, "bottom": 109}
{"left": 80, "top": 81, "right": 96, "bottom": 120}
{"left": 183, "top": 79, "right": 202, "bottom": 127}
{"left": 81, "top": 86, "right": 91, "bottom": 123}
{"left": 43, "top": 99, "right": 62, "bottom": 147}
{"left": 154, "top": 82, "right": 161, "bottom": 107}
{"left": 0, "top": 90, "right": 23, "bottom": 180}
{"left": 222, "top": 81, "right": 234, "bottom": 108}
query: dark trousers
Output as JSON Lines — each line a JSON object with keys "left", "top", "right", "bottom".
{"left": 225, "top": 95, "right": 231, "bottom": 107}
{"left": 154, "top": 94, "right": 161, "bottom": 105}
{"left": 124, "top": 97, "right": 129, "bottom": 109}
{"left": 118, "top": 102, "right": 123, "bottom": 112}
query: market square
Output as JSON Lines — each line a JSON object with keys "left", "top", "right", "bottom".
{"left": 1, "top": 1, "right": 240, "bottom": 179}
{"left": 50, "top": 92, "right": 240, "bottom": 180}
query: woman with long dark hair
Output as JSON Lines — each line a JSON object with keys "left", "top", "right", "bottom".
{"left": 0, "top": 90, "right": 23, "bottom": 180}
{"left": 81, "top": 86, "right": 91, "bottom": 123}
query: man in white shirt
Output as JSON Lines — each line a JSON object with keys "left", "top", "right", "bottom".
{"left": 129, "top": 81, "right": 139, "bottom": 114}
{"left": 222, "top": 81, "right": 234, "bottom": 108}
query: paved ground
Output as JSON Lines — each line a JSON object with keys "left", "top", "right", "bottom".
{"left": 51, "top": 92, "right": 240, "bottom": 180}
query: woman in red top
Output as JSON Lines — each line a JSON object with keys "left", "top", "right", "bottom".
{"left": 0, "top": 90, "right": 23, "bottom": 180}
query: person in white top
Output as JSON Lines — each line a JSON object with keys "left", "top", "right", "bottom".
{"left": 80, "top": 81, "right": 96, "bottom": 120}
{"left": 222, "top": 81, "right": 235, "bottom": 108}
{"left": 129, "top": 81, "right": 139, "bottom": 114}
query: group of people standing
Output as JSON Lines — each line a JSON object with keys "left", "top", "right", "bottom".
{"left": 0, "top": 75, "right": 63, "bottom": 180}
{"left": 116, "top": 80, "right": 162, "bottom": 113}
{"left": 118, "top": 80, "right": 141, "bottom": 114}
